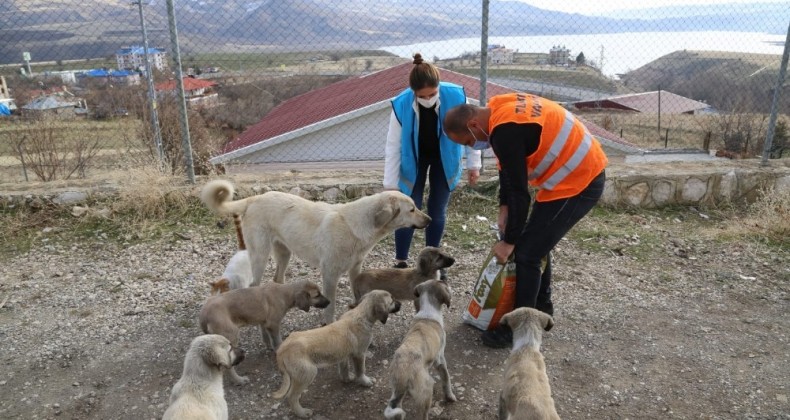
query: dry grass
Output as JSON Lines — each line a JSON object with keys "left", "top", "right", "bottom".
{"left": 579, "top": 111, "right": 788, "bottom": 155}
{"left": 111, "top": 165, "right": 196, "bottom": 223}
{"left": 741, "top": 187, "right": 790, "bottom": 245}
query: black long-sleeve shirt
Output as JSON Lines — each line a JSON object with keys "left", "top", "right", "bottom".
{"left": 490, "top": 122, "right": 542, "bottom": 244}
{"left": 417, "top": 104, "right": 440, "bottom": 161}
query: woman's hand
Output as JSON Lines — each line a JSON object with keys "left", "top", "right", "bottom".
{"left": 467, "top": 169, "right": 480, "bottom": 186}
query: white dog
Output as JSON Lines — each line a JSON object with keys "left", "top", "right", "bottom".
{"left": 209, "top": 214, "right": 253, "bottom": 295}
{"left": 162, "top": 334, "right": 246, "bottom": 420}
{"left": 201, "top": 180, "right": 431, "bottom": 324}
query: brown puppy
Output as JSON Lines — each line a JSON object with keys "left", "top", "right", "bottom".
{"left": 384, "top": 280, "right": 456, "bottom": 420}
{"left": 272, "top": 290, "right": 401, "bottom": 418}
{"left": 498, "top": 307, "right": 559, "bottom": 420}
{"left": 351, "top": 247, "right": 455, "bottom": 309}
{"left": 199, "top": 280, "right": 330, "bottom": 385}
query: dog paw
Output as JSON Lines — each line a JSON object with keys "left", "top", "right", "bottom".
{"left": 356, "top": 375, "right": 375, "bottom": 387}
{"left": 232, "top": 376, "right": 250, "bottom": 386}
{"left": 445, "top": 392, "right": 458, "bottom": 402}
{"left": 294, "top": 408, "right": 313, "bottom": 418}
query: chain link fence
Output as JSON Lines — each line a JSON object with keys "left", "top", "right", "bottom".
{"left": 1, "top": 1, "right": 788, "bottom": 183}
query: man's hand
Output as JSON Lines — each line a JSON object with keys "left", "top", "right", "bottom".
{"left": 467, "top": 169, "right": 480, "bottom": 186}
{"left": 493, "top": 240, "right": 515, "bottom": 265}
{"left": 497, "top": 205, "right": 508, "bottom": 235}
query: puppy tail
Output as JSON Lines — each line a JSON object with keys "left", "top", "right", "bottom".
{"left": 271, "top": 356, "right": 290, "bottom": 400}
{"left": 201, "top": 180, "right": 249, "bottom": 216}
{"left": 232, "top": 213, "right": 246, "bottom": 251}
{"left": 383, "top": 398, "right": 406, "bottom": 419}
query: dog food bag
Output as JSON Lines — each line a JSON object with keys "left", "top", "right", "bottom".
{"left": 462, "top": 245, "right": 517, "bottom": 331}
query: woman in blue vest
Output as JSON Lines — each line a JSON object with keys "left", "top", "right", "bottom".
{"left": 384, "top": 53, "right": 481, "bottom": 279}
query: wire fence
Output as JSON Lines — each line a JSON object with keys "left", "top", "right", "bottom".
{"left": 0, "top": 1, "right": 788, "bottom": 183}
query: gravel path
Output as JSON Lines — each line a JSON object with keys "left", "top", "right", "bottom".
{"left": 0, "top": 204, "right": 788, "bottom": 419}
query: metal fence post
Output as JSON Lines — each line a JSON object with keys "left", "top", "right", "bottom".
{"left": 480, "top": 0, "right": 489, "bottom": 106}
{"left": 762, "top": 20, "right": 790, "bottom": 165}
{"left": 479, "top": 0, "right": 490, "bottom": 173}
{"left": 134, "top": 0, "right": 165, "bottom": 168}
{"left": 166, "top": 0, "right": 195, "bottom": 183}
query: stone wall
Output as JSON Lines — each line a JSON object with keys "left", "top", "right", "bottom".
{"left": 2, "top": 159, "right": 788, "bottom": 210}
{"left": 601, "top": 161, "right": 790, "bottom": 208}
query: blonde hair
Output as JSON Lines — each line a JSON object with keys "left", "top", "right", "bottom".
{"left": 409, "top": 53, "right": 440, "bottom": 91}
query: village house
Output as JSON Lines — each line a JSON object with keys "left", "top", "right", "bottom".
{"left": 549, "top": 45, "right": 571, "bottom": 65}
{"left": 78, "top": 69, "right": 141, "bottom": 86}
{"left": 488, "top": 44, "right": 515, "bottom": 64}
{"left": 155, "top": 76, "right": 218, "bottom": 108}
{"left": 115, "top": 46, "right": 168, "bottom": 73}
{"left": 210, "top": 62, "right": 641, "bottom": 170}
{"left": 21, "top": 88, "right": 87, "bottom": 120}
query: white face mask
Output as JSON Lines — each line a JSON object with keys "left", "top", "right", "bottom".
{"left": 416, "top": 94, "right": 439, "bottom": 108}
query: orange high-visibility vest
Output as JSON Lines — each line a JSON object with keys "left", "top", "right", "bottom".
{"left": 489, "top": 93, "right": 608, "bottom": 202}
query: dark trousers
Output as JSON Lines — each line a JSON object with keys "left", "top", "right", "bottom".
{"left": 514, "top": 171, "right": 606, "bottom": 308}
{"left": 395, "top": 158, "right": 451, "bottom": 260}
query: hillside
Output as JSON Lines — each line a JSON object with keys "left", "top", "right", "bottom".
{"left": 620, "top": 50, "right": 786, "bottom": 112}
{"left": 0, "top": 0, "right": 786, "bottom": 64}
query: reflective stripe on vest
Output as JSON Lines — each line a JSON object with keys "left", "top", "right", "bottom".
{"left": 529, "top": 109, "right": 575, "bottom": 181}
{"left": 542, "top": 130, "right": 593, "bottom": 190}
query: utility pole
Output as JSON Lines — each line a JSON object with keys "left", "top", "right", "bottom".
{"left": 133, "top": 0, "right": 164, "bottom": 167}
{"left": 762, "top": 20, "right": 790, "bottom": 165}
{"left": 165, "top": 0, "right": 195, "bottom": 183}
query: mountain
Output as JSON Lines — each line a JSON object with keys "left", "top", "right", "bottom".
{"left": 0, "top": 0, "right": 785, "bottom": 65}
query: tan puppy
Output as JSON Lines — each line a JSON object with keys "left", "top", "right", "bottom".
{"left": 351, "top": 247, "right": 455, "bottom": 309}
{"left": 201, "top": 180, "right": 431, "bottom": 325}
{"left": 162, "top": 334, "right": 245, "bottom": 420}
{"left": 272, "top": 290, "right": 402, "bottom": 418}
{"left": 384, "top": 280, "right": 456, "bottom": 420}
{"left": 199, "top": 280, "right": 330, "bottom": 385}
{"left": 498, "top": 307, "right": 559, "bottom": 420}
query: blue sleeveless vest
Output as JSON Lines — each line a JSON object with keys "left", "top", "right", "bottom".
{"left": 391, "top": 82, "right": 466, "bottom": 195}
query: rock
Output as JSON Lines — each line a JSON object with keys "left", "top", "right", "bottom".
{"left": 54, "top": 191, "right": 88, "bottom": 205}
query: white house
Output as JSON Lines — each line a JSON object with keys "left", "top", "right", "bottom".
{"left": 489, "top": 45, "right": 515, "bottom": 64}
{"left": 116, "top": 46, "right": 167, "bottom": 72}
{"left": 211, "top": 63, "right": 642, "bottom": 168}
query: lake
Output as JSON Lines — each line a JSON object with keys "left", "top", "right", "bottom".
{"left": 380, "top": 31, "right": 787, "bottom": 77}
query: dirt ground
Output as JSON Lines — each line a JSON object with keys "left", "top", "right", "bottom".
{"left": 0, "top": 181, "right": 788, "bottom": 420}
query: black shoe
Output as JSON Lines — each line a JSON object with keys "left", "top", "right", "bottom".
{"left": 536, "top": 300, "right": 554, "bottom": 316}
{"left": 481, "top": 325, "right": 512, "bottom": 349}
{"left": 393, "top": 261, "right": 408, "bottom": 269}
{"left": 439, "top": 268, "right": 448, "bottom": 281}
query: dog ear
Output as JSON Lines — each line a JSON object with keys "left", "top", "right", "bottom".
{"left": 295, "top": 290, "right": 311, "bottom": 312}
{"left": 499, "top": 312, "right": 511, "bottom": 327}
{"left": 414, "top": 282, "right": 424, "bottom": 298}
{"left": 542, "top": 314, "right": 554, "bottom": 332}
{"left": 374, "top": 197, "right": 401, "bottom": 228}
{"left": 200, "top": 338, "right": 231, "bottom": 368}
{"left": 417, "top": 249, "right": 432, "bottom": 273}
{"left": 209, "top": 278, "right": 230, "bottom": 295}
{"left": 372, "top": 298, "right": 390, "bottom": 324}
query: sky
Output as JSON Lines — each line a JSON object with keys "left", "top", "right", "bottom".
{"left": 514, "top": 0, "right": 789, "bottom": 15}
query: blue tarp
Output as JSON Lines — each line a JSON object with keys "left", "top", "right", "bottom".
{"left": 0, "top": 103, "right": 10, "bottom": 116}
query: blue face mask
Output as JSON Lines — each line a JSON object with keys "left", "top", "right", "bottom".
{"left": 468, "top": 126, "right": 490, "bottom": 150}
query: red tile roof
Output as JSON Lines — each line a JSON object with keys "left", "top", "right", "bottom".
{"left": 155, "top": 77, "right": 217, "bottom": 92}
{"left": 223, "top": 62, "right": 638, "bottom": 156}
{"left": 223, "top": 63, "right": 515, "bottom": 154}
